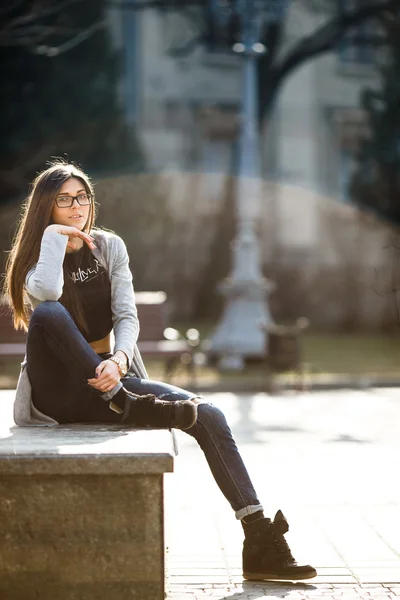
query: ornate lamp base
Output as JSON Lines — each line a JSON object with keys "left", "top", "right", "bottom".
{"left": 210, "top": 277, "right": 275, "bottom": 370}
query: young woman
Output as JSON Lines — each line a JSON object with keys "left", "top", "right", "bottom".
{"left": 3, "top": 160, "right": 316, "bottom": 582}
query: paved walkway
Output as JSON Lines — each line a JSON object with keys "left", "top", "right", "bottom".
{"left": 1, "top": 387, "right": 398, "bottom": 598}
{"left": 164, "top": 388, "right": 400, "bottom": 599}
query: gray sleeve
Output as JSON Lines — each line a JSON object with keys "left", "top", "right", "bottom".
{"left": 25, "top": 229, "right": 69, "bottom": 301}
{"left": 110, "top": 236, "right": 140, "bottom": 368}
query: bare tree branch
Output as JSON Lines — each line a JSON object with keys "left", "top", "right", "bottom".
{"left": 34, "top": 19, "right": 106, "bottom": 56}
{"left": 2, "top": 0, "right": 84, "bottom": 30}
{"left": 0, "top": 0, "right": 205, "bottom": 53}
{"left": 108, "top": 0, "right": 205, "bottom": 9}
{"left": 256, "top": 18, "right": 285, "bottom": 122}
{"left": 271, "top": 0, "right": 400, "bottom": 91}
{"left": 0, "top": 24, "right": 83, "bottom": 49}
{"left": 3, "top": 25, "right": 79, "bottom": 38}
{"left": 0, "top": 0, "right": 87, "bottom": 50}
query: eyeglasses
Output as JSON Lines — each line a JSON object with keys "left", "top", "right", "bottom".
{"left": 55, "top": 193, "right": 92, "bottom": 208}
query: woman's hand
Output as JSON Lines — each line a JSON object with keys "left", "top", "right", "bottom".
{"left": 46, "top": 224, "right": 96, "bottom": 251}
{"left": 87, "top": 360, "right": 121, "bottom": 393}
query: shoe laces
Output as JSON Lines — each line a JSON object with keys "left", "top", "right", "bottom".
{"left": 271, "top": 530, "right": 294, "bottom": 560}
{"left": 270, "top": 510, "right": 295, "bottom": 561}
{"left": 249, "top": 511, "right": 295, "bottom": 562}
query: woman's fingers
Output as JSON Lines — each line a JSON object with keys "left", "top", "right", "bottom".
{"left": 88, "top": 361, "right": 120, "bottom": 392}
{"left": 95, "top": 361, "right": 108, "bottom": 378}
{"left": 98, "top": 377, "right": 113, "bottom": 389}
{"left": 65, "top": 226, "right": 95, "bottom": 248}
{"left": 88, "top": 376, "right": 119, "bottom": 392}
{"left": 99, "top": 382, "right": 117, "bottom": 392}
{"left": 88, "top": 381, "right": 110, "bottom": 392}
{"left": 75, "top": 230, "right": 96, "bottom": 249}
{"left": 52, "top": 225, "right": 95, "bottom": 245}
{"left": 78, "top": 230, "right": 95, "bottom": 243}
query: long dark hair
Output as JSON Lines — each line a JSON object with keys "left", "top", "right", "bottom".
{"left": 3, "top": 159, "right": 97, "bottom": 334}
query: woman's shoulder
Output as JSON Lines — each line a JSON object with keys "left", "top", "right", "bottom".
{"left": 90, "top": 226, "right": 117, "bottom": 241}
{"left": 90, "top": 227, "right": 125, "bottom": 249}
{"left": 90, "top": 228, "right": 128, "bottom": 267}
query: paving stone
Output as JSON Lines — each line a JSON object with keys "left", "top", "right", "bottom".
{"left": 162, "top": 388, "right": 400, "bottom": 599}
{"left": 166, "top": 584, "right": 397, "bottom": 599}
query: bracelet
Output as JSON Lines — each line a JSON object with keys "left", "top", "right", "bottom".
{"left": 109, "top": 355, "right": 128, "bottom": 377}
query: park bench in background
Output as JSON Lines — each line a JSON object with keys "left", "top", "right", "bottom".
{"left": 0, "top": 293, "right": 200, "bottom": 385}
{"left": 135, "top": 291, "right": 199, "bottom": 385}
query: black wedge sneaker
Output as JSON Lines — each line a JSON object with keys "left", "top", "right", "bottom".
{"left": 118, "top": 389, "right": 198, "bottom": 430}
{"left": 242, "top": 510, "right": 317, "bottom": 581}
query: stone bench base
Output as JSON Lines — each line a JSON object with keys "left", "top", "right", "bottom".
{"left": 0, "top": 423, "right": 176, "bottom": 600}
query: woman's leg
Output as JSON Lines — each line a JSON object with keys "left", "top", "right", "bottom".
{"left": 122, "top": 377, "right": 262, "bottom": 518}
{"left": 27, "top": 301, "right": 122, "bottom": 423}
{"left": 122, "top": 377, "right": 317, "bottom": 581}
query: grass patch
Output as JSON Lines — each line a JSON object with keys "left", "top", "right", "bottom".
{"left": 303, "top": 332, "right": 400, "bottom": 375}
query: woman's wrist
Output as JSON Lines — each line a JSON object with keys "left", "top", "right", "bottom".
{"left": 110, "top": 351, "right": 128, "bottom": 377}
{"left": 45, "top": 224, "right": 63, "bottom": 234}
{"left": 113, "top": 350, "right": 128, "bottom": 367}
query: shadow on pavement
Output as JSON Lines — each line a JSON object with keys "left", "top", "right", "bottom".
{"left": 330, "top": 433, "right": 371, "bottom": 444}
{"left": 217, "top": 580, "right": 318, "bottom": 599}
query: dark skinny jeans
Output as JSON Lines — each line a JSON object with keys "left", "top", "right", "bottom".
{"left": 26, "top": 301, "right": 263, "bottom": 520}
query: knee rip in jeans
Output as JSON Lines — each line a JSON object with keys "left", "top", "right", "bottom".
{"left": 189, "top": 395, "right": 206, "bottom": 405}
{"left": 156, "top": 392, "right": 206, "bottom": 405}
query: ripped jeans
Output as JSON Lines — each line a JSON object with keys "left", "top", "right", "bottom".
{"left": 26, "top": 301, "right": 263, "bottom": 520}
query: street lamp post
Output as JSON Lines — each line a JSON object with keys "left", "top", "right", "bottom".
{"left": 210, "top": 0, "right": 281, "bottom": 370}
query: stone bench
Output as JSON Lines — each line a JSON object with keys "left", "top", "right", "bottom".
{"left": 0, "top": 409, "right": 177, "bottom": 600}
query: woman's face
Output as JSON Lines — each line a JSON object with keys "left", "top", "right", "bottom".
{"left": 50, "top": 177, "right": 92, "bottom": 231}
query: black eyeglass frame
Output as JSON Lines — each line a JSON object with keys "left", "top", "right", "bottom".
{"left": 55, "top": 193, "right": 93, "bottom": 208}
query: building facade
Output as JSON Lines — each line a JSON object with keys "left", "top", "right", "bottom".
{"left": 106, "top": 1, "right": 395, "bottom": 330}
{"left": 108, "top": 0, "right": 377, "bottom": 200}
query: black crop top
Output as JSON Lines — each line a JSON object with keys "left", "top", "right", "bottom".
{"left": 61, "top": 244, "right": 113, "bottom": 343}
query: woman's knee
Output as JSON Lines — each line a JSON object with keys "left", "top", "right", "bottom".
{"left": 196, "top": 402, "right": 228, "bottom": 429}
{"left": 30, "top": 300, "right": 70, "bottom": 329}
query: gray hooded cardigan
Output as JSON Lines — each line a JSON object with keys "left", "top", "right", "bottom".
{"left": 13, "top": 227, "right": 149, "bottom": 427}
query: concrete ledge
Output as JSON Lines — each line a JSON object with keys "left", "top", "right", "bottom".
{"left": 0, "top": 424, "right": 176, "bottom": 475}
{"left": 0, "top": 421, "right": 177, "bottom": 600}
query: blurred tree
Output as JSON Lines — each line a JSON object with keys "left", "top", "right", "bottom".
{"left": 176, "top": 0, "right": 399, "bottom": 320}
{"left": 0, "top": 0, "right": 143, "bottom": 205}
{"left": 7, "top": 0, "right": 395, "bottom": 129}
{"left": 0, "top": 1, "right": 104, "bottom": 54}
{"left": 254, "top": 0, "right": 396, "bottom": 128}
{"left": 350, "top": 14, "right": 400, "bottom": 224}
